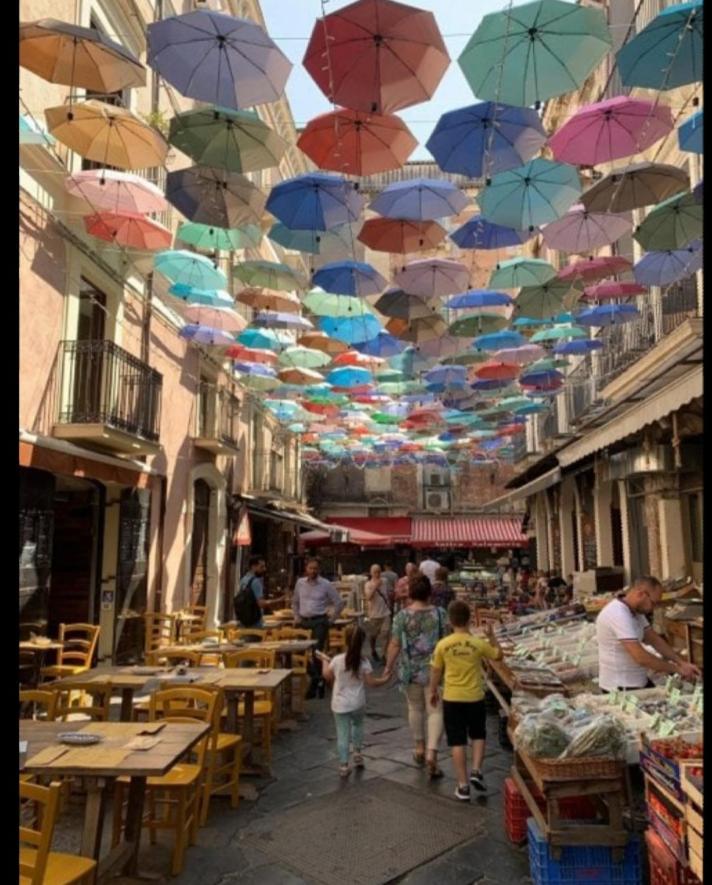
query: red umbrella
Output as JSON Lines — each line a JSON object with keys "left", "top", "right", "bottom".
{"left": 332, "top": 384, "right": 374, "bottom": 395}
{"left": 224, "top": 344, "right": 278, "bottom": 365}
{"left": 83, "top": 212, "right": 171, "bottom": 250}
{"left": 582, "top": 281, "right": 648, "bottom": 300}
{"left": 332, "top": 351, "right": 385, "bottom": 367}
{"left": 557, "top": 256, "right": 632, "bottom": 283}
{"left": 302, "top": 401, "right": 340, "bottom": 417}
{"left": 474, "top": 361, "right": 520, "bottom": 381}
{"left": 297, "top": 108, "right": 417, "bottom": 175}
{"left": 357, "top": 218, "right": 446, "bottom": 253}
{"left": 303, "top": 0, "right": 449, "bottom": 115}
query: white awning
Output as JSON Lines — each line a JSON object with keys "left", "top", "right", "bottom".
{"left": 558, "top": 366, "right": 702, "bottom": 468}
{"left": 486, "top": 466, "right": 561, "bottom": 507}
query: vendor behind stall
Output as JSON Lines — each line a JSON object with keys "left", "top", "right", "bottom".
{"left": 596, "top": 576, "right": 701, "bottom": 692}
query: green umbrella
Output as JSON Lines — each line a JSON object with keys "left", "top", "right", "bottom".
{"left": 633, "top": 191, "right": 702, "bottom": 251}
{"left": 499, "top": 396, "right": 537, "bottom": 411}
{"left": 177, "top": 221, "right": 262, "bottom": 252}
{"left": 278, "top": 346, "right": 331, "bottom": 369}
{"left": 234, "top": 260, "right": 304, "bottom": 291}
{"left": 515, "top": 279, "right": 579, "bottom": 319}
{"left": 531, "top": 324, "right": 588, "bottom": 342}
{"left": 489, "top": 258, "right": 557, "bottom": 290}
{"left": 168, "top": 106, "right": 286, "bottom": 173}
{"left": 459, "top": 0, "right": 612, "bottom": 106}
{"left": 442, "top": 351, "right": 489, "bottom": 367}
{"left": 239, "top": 373, "right": 280, "bottom": 392}
{"left": 378, "top": 381, "right": 424, "bottom": 396}
{"left": 528, "top": 357, "right": 570, "bottom": 371}
{"left": 449, "top": 313, "right": 508, "bottom": 337}
{"left": 371, "top": 412, "right": 401, "bottom": 425}
{"left": 376, "top": 369, "right": 407, "bottom": 382}
{"left": 303, "top": 289, "right": 374, "bottom": 318}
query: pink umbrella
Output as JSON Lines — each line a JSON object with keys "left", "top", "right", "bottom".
{"left": 493, "top": 344, "right": 546, "bottom": 365}
{"left": 83, "top": 212, "right": 172, "bottom": 250}
{"left": 66, "top": 169, "right": 168, "bottom": 213}
{"left": 183, "top": 305, "right": 247, "bottom": 333}
{"left": 224, "top": 344, "right": 278, "bottom": 365}
{"left": 549, "top": 97, "right": 674, "bottom": 166}
{"left": 557, "top": 256, "right": 632, "bottom": 283}
{"left": 541, "top": 205, "right": 632, "bottom": 253}
{"left": 582, "top": 281, "right": 648, "bottom": 300}
{"left": 394, "top": 259, "right": 469, "bottom": 298}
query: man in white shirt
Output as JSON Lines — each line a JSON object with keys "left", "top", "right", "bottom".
{"left": 596, "top": 576, "right": 701, "bottom": 692}
{"left": 419, "top": 554, "right": 440, "bottom": 584}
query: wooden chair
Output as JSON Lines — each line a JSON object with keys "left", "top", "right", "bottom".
{"left": 144, "top": 612, "right": 177, "bottom": 657}
{"left": 53, "top": 682, "right": 112, "bottom": 722}
{"left": 328, "top": 628, "right": 347, "bottom": 655}
{"left": 288, "top": 650, "right": 310, "bottom": 715}
{"left": 198, "top": 687, "right": 243, "bottom": 825}
{"left": 273, "top": 627, "right": 312, "bottom": 641}
{"left": 144, "top": 650, "right": 204, "bottom": 667}
{"left": 222, "top": 649, "right": 276, "bottom": 764}
{"left": 112, "top": 687, "right": 218, "bottom": 877}
{"left": 20, "top": 689, "right": 58, "bottom": 721}
{"left": 40, "top": 624, "right": 100, "bottom": 681}
{"left": 222, "top": 649, "right": 276, "bottom": 670}
{"left": 20, "top": 780, "right": 97, "bottom": 885}
{"left": 224, "top": 626, "right": 267, "bottom": 643}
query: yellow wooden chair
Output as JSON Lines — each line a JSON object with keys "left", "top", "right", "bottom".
{"left": 144, "top": 612, "right": 177, "bottom": 657}
{"left": 273, "top": 627, "right": 312, "bottom": 641}
{"left": 327, "top": 628, "right": 347, "bottom": 655}
{"left": 20, "top": 780, "right": 97, "bottom": 885}
{"left": 198, "top": 687, "right": 243, "bottom": 825}
{"left": 288, "top": 650, "right": 310, "bottom": 715}
{"left": 225, "top": 626, "right": 267, "bottom": 643}
{"left": 40, "top": 624, "right": 100, "bottom": 681}
{"left": 20, "top": 689, "right": 58, "bottom": 721}
{"left": 222, "top": 649, "right": 276, "bottom": 764}
{"left": 53, "top": 682, "right": 112, "bottom": 722}
{"left": 145, "top": 649, "right": 204, "bottom": 668}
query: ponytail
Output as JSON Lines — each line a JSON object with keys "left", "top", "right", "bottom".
{"left": 344, "top": 624, "right": 366, "bottom": 677}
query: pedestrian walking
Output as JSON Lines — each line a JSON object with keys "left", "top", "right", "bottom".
{"left": 429, "top": 600, "right": 502, "bottom": 801}
{"left": 382, "top": 561, "right": 398, "bottom": 608}
{"left": 383, "top": 574, "right": 448, "bottom": 780}
{"left": 394, "top": 562, "right": 417, "bottom": 611}
{"left": 431, "top": 566, "right": 454, "bottom": 610}
{"left": 363, "top": 563, "right": 391, "bottom": 663}
{"left": 320, "top": 624, "right": 391, "bottom": 778}
{"left": 418, "top": 553, "right": 440, "bottom": 584}
{"left": 233, "top": 556, "right": 285, "bottom": 636}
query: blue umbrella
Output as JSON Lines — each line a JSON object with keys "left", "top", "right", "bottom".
{"left": 425, "top": 366, "right": 468, "bottom": 386}
{"left": 553, "top": 339, "right": 604, "bottom": 356}
{"left": 233, "top": 362, "right": 277, "bottom": 378}
{"left": 369, "top": 178, "right": 470, "bottom": 221}
{"left": 445, "top": 290, "right": 513, "bottom": 310}
{"left": 326, "top": 367, "right": 373, "bottom": 388}
{"left": 168, "top": 284, "right": 233, "bottom": 307}
{"left": 520, "top": 368, "right": 565, "bottom": 386}
{"left": 319, "top": 314, "right": 382, "bottom": 345}
{"left": 237, "top": 328, "right": 291, "bottom": 350}
{"left": 352, "top": 332, "right": 405, "bottom": 358}
{"left": 312, "top": 261, "right": 387, "bottom": 297}
{"left": 179, "top": 324, "right": 234, "bottom": 346}
{"left": 252, "top": 311, "right": 313, "bottom": 331}
{"left": 678, "top": 111, "right": 703, "bottom": 154}
{"left": 473, "top": 330, "right": 527, "bottom": 351}
{"left": 633, "top": 240, "right": 702, "bottom": 286}
{"left": 617, "top": 1, "right": 703, "bottom": 91}
{"left": 513, "top": 316, "right": 548, "bottom": 328}
{"left": 267, "top": 222, "right": 359, "bottom": 256}
{"left": 576, "top": 304, "right": 640, "bottom": 326}
{"left": 155, "top": 250, "right": 226, "bottom": 289}
{"left": 449, "top": 215, "right": 532, "bottom": 250}
{"left": 426, "top": 102, "right": 547, "bottom": 179}
{"left": 471, "top": 378, "right": 511, "bottom": 391}
{"left": 266, "top": 173, "right": 365, "bottom": 231}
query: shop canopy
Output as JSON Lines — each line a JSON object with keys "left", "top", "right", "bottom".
{"left": 300, "top": 525, "right": 394, "bottom": 548}
{"left": 326, "top": 517, "right": 412, "bottom": 544}
{"left": 411, "top": 516, "right": 528, "bottom": 548}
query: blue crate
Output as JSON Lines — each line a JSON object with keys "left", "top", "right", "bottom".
{"left": 527, "top": 818, "right": 642, "bottom": 885}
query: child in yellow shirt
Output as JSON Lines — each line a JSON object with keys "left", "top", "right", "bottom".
{"left": 429, "top": 600, "right": 502, "bottom": 801}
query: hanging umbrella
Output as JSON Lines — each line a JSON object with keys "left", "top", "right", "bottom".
{"left": 530, "top": 324, "right": 587, "bottom": 342}
{"left": 449, "top": 215, "right": 532, "bottom": 250}
{"left": 633, "top": 240, "right": 703, "bottom": 287}
{"left": 582, "top": 281, "right": 647, "bottom": 300}
{"left": 580, "top": 161, "right": 690, "bottom": 213}
{"left": 516, "top": 279, "right": 579, "bottom": 319}
{"left": 459, "top": 0, "right": 612, "bottom": 106}
{"left": 155, "top": 250, "right": 227, "bottom": 289}
{"left": 394, "top": 259, "right": 470, "bottom": 298}
{"left": 64, "top": 169, "right": 167, "bottom": 214}
{"left": 237, "top": 328, "right": 292, "bottom": 350}
{"left": 520, "top": 368, "right": 564, "bottom": 387}
{"left": 617, "top": 0, "right": 702, "bottom": 91}
{"left": 320, "top": 314, "right": 382, "bottom": 345}
{"left": 553, "top": 339, "right": 604, "bottom": 356}
{"left": 298, "top": 332, "right": 348, "bottom": 355}
{"left": 389, "top": 346, "right": 431, "bottom": 374}
{"left": 84, "top": 212, "right": 171, "bottom": 251}
{"left": 183, "top": 305, "right": 246, "bottom": 333}
{"left": 312, "top": 261, "right": 387, "bottom": 297}
{"left": 267, "top": 222, "right": 362, "bottom": 257}
{"left": 576, "top": 304, "right": 640, "bottom": 326}
{"left": 297, "top": 108, "right": 417, "bottom": 175}
{"left": 374, "top": 288, "right": 435, "bottom": 320}
{"left": 302, "top": 0, "right": 449, "bottom": 114}
{"left": 278, "top": 367, "right": 325, "bottom": 386}
{"left": 549, "top": 97, "right": 673, "bottom": 166}
{"left": 45, "top": 100, "right": 167, "bottom": 170}
{"left": 20, "top": 114, "right": 55, "bottom": 146}
{"left": 493, "top": 344, "right": 546, "bottom": 365}
{"left": 475, "top": 361, "right": 520, "bottom": 382}
{"left": 634, "top": 191, "right": 702, "bottom": 251}
{"left": 693, "top": 181, "right": 703, "bottom": 203}
{"left": 370, "top": 178, "right": 469, "bottom": 221}
{"left": 238, "top": 288, "right": 301, "bottom": 314}
{"left": 441, "top": 352, "right": 489, "bottom": 367}
{"left": 169, "top": 285, "right": 233, "bottom": 308}
{"left": 20, "top": 18, "right": 145, "bottom": 91}
{"left": 168, "top": 107, "right": 286, "bottom": 174}
{"left": 353, "top": 333, "right": 405, "bottom": 357}
{"left": 541, "top": 204, "right": 632, "bottom": 253}
{"left": 472, "top": 330, "right": 527, "bottom": 351}
{"left": 327, "top": 367, "right": 373, "bottom": 388}
{"left": 233, "top": 260, "right": 304, "bottom": 291}
{"left": 445, "top": 290, "right": 513, "bottom": 310}
{"left": 557, "top": 255, "right": 632, "bottom": 283}
{"left": 448, "top": 314, "right": 508, "bottom": 337}
{"left": 331, "top": 350, "right": 384, "bottom": 369}
{"left": 165, "top": 165, "right": 265, "bottom": 228}
{"left": 303, "top": 290, "right": 374, "bottom": 317}
{"left": 147, "top": 10, "right": 291, "bottom": 110}
{"left": 177, "top": 221, "right": 261, "bottom": 252}
{"left": 489, "top": 258, "right": 556, "bottom": 290}
{"left": 679, "top": 110, "right": 703, "bottom": 154}
{"left": 225, "top": 344, "right": 278, "bottom": 365}
{"left": 358, "top": 218, "right": 446, "bottom": 254}
{"left": 426, "top": 102, "right": 546, "bottom": 178}
{"left": 478, "top": 158, "right": 581, "bottom": 230}
{"left": 266, "top": 173, "right": 365, "bottom": 231}
{"left": 253, "top": 311, "right": 313, "bottom": 331}
{"left": 390, "top": 315, "right": 448, "bottom": 344}
{"left": 179, "top": 324, "right": 235, "bottom": 346}
{"left": 235, "top": 363, "right": 280, "bottom": 391}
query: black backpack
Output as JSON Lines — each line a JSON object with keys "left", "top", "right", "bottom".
{"left": 234, "top": 575, "right": 261, "bottom": 626}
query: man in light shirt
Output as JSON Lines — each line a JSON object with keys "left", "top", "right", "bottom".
{"left": 294, "top": 558, "right": 345, "bottom": 698}
{"left": 419, "top": 553, "right": 440, "bottom": 584}
{"left": 596, "top": 576, "right": 701, "bottom": 692}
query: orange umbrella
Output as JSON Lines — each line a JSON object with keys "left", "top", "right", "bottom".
{"left": 297, "top": 332, "right": 348, "bottom": 355}
{"left": 83, "top": 212, "right": 171, "bottom": 251}
{"left": 357, "top": 218, "right": 447, "bottom": 254}
{"left": 237, "top": 287, "right": 301, "bottom": 314}
{"left": 331, "top": 351, "right": 385, "bottom": 368}
{"left": 474, "top": 361, "right": 520, "bottom": 381}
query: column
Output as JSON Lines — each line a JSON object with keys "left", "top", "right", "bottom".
{"left": 594, "top": 479, "right": 614, "bottom": 567}
{"left": 534, "top": 492, "right": 550, "bottom": 571}
{"left": 98, "top": 491, "right": 121, "bottom": 661}
{"left": 658, "top": 497, "right": 687, "bottom": 581}
{"left": 618, "top": 480, "right": 632, "bottom": 584}
{"left": 559, "top": 478, "right": 576, "bottom": 577}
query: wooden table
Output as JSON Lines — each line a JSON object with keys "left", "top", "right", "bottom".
{"left": 20, "top": 719, "right": 208, "bottom": 878}
{"left": 19, "top": 641, "right": 64, "bottom": 684}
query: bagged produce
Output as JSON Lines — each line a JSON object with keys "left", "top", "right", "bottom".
{"left": 514, "top": 713, "right": 571, "bottom": 758}
{"left": 538, "top": 694, "right": 572, "bottom": 719}
{"left": 560, "top": 714, "right": 627, "bottom": 759}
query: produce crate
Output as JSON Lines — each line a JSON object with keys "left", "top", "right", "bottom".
{"left": 527, "top": 818, "right": 641, "bottom": 884}
{"left": 680, "top": 761, "right": 703, "bottom": 810}
{"left": 639, "top": 735, "right": 702, "bottom": 801}
{"left": 504, "top": 777, "right": 545, "bottom": 844}
{"left": 645, "top": 828, "right": 701, "bottom": 885}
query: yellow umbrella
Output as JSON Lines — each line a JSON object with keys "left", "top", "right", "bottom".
{"left": 45, "top": 100, "right": 167, "bottom": 170}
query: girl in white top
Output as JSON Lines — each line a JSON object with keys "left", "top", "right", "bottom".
{"left": 321, "top": 624, "right": 390, "bottom": 777}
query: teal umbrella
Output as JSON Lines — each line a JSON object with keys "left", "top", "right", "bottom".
{"left": 267, "top": 222, "right": 362, "bottom": 258}
{"left": 177, "top": 221, "right": 261, "bottom": 252}
{"left": 531, "top": 324, "right": 587, "bottom": 342}
{"left": 233, "top": 260, "right": 305, "bottom": 291}
{"left": 303, "top": 289, "right": 374, "bottom": 318}
{"left": 154, "top": 249, "right": 227, "bottom": 289}
{"left": 478, "top": 159, "right": 581, "bottom": 230}
{"left": 633, "top": 192, "right": 702, "bottom": 251}
{"left": 459, "top": 0, "right": 612, "bottom": 106}
{"left": 489, "top": 258, "right": 556, "bottom": 289}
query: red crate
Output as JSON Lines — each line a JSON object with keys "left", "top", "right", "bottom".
{"left": 558, "top": 796, "right": 598, "bottom": 819}
{"left": 646, "top": 828, "right": 701, "bottom": 885}
{"left": 504, "top": 777, "right": 546, "bottom": 845}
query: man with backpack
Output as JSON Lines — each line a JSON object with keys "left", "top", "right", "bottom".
{"left": 234, "top": 556, "right": 284, "bottom": 630}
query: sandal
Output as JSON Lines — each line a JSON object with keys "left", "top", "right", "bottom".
{"left": 427, "top": 760, "right": 444, "bottom": 779}
{"left": 412, "top": 751, "right": 426, "bottom": 767}
{"left": 353, "top": 753, "right": 365, "bottom": 769}
{"left": 339, "top": 764, "right": 351, "bottom": 778}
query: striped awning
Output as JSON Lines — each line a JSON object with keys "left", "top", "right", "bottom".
{"left": 411, "top": 516, "right": 528, "bottom": 549}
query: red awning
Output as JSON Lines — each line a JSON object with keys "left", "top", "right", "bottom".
{"left": 300, "top": 525, "right": 393, "bottom": 548}
{"left": 411, "top": 516, "right": 528, "bottom": 549}
{"left": 325, "top": 517, "right": 412, "bottom": 543}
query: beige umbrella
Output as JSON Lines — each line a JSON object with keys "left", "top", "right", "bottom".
{"left": 297, "top": 331, "right": 348, "bottom": 355}
{"left": 45, "top": 100, "right": 167, "bottom": 170}
{"left": 278, "top": 367, "right": 325, "bottom": 385}
{"left": 387, "top": 315, "right": 448, "bottom": 344}
{"left": 237, "top": 287, "right": 301, "bottom": 314}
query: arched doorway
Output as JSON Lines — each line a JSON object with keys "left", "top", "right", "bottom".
{"left": 184, "top": 466, "right": 227, "bottom": 625}
{"left": 190, "top": 479, "right": 211, "bottom": 607}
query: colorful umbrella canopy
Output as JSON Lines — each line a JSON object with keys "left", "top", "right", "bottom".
{"left": 166, "top": 166, "right": 265, "bottom": 228}
{"left": 394, "top": 259, "right": 470, "bottom": 298}
{"left": 169, "top": 285, "right": 233, "bottom": 307}
{"left": 147, "top": 10, "right": 291, "bottom": 109}
{"left": 678, "top": 111, "right": 703, "bottom": 154}
{"left": 179, "top": 324, "right": 235, "bottom": 346}
{"left": 267, "top": 222, "right": 362, "bottom": 258}
{"left": 312, "top": 261, "right": 387, "bottom": 297}
{"left": 445, "top": 291, "right": 513, "bottom": 310}
{"left": 298, "top": 332, "right": 349, "bottom": 355}
{"left": 155, "top": 250, "right": 227, "bottom": 289}
{"left": 237, "top": 287, "right": 300, "bottom": 313}
{"left": 473, "top": 330, "right": 528, "bottom": 351}
{"left": 541, "top": 204, "right": 632, "bottom": 253}
{"left": 183, "top": 305, "right": 246, "bottom": 333}
{"left": 478, "top": 158, "right": 581, "bottom": 230}
{"left": 459, "top": 0, "right": 612, "bottom": 106}
{"left": 557, "top": 256, "right": 632, "bottom": 283}
{"left": 576, "top": 304, "right": 640, "bottom": 326}
{"left": 226, "top": 344, "right": 278, "bottom": 365}
{"left": 530, "top": 324, "right": 587, "bottom": 342}
{"left": 370, "top": 178, "right": 470, "bottom": 221}
{"left": 549, "top": 97, "right": 673, "bottom": 166}
{"left": 45, "top": 100, "right": 167, "bottom": 170}
{"left": 580, "top": 161, "right": 689, "bottom": 213}
{"left": 302, "top": 0, "right": 449, "bottom": 114}
{"left": 278, "top": 367, "right": 325, "bottom": 386}
{"left": 633, "top": 240, "right": 702, "bottom": 287}
{"left": 237, "top": 328, "right": 292, "bottom": 350}
{"left": 233, "top": 260, "right": 304, "bottom": 291}
{"left": 475, "top": 361, "right": 520, "bottom": 382}
{"left": 320, "top": 314, "right": 382, "bottom": 345}
{"left": 448, "top": 314, "right": 508, "bottom": 337}
{"left": 20, "top": 18, "right": 145, "bottom": 91}
{"left": 617, "top": 0, "right": 702, "bottom": 91}
{"left": 493, "top": 344, "right": 546, "bottom": 365}
{"left": 489, "top": 258, "right": 556, "bottom": 290}
{"left": 235, "top": 364, "right": 280, "bottom": 391}
{"left": 426, "top": 102, "right": 546, "bottom": 179}
{"left": 450, "top": 216, "right": 532, "bottom": 250}
{"left": 65, "top": 169, "right": 167, "bottom": 214}
{"left": 168, "top": 107, "right": 286, "bottom": 173}
{"left": 389, "top": 316, "right": 448, "bottom": 345}
{"left": 332, "top": 351, "right": 384, "bottom": 369}
{"left": 253, "top": 311, "right": 313, "bottom": 331}
{"left": 633, "top": 191, "right": 702, "bottom": 251}
{"left": 20, "top": 114, "right": 55, "bottom": 146}
{"left": 177, "top": 222, "right": 261, "bottom": 252}
{"left": 352, "top": 332, "right": 405, "bottom": 358}
{"left": 266, "top": 173, "right": 365, "bottom": 231}
{"left": 582, "top": 282, "right": 647, "bottom": 301}
{"left": 297, "top": 108, "right": 417, "bottom": 175}
{"left": 553, "top": 339, "right": 604, "bottom": 356}
{"left": 327, "top": 367, "right": 373, "bottom": 388}
{"left": 373, "top": 288, "right": 435, "bottom": 321}
{"left": 516, "top": 279, "right": 580, "bottom": 319}
{"left": 84, "top": 212, "right": 172, "bottom": 251}
{"left": 358, "top": 218, "right": 446, "bottom": 254}
{"left": 304, "top": 290, "right": 374, "bottom": 318}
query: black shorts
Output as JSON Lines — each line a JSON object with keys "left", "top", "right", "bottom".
{"left": 443, "top": 700, "right": 487, "bottom": 746}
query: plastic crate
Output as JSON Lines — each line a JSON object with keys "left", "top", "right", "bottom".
{"left": 645, "top": 828, "right": 701, "bottom": 885}
{"left": 504, "top": 778, "right": 545, "bottom": 845}
{"left": 527, "top": 818, "right": 642, "bottom": 884}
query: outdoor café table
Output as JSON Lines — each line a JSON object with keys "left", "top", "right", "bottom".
{"left": 19, "top": 640, "right": 64, "bottom": 684}
{"left": 20, "top": 719, "right": 209, "bottom": 877}
{"left": 243, "top": 640, "right": 317, "bottom": 724}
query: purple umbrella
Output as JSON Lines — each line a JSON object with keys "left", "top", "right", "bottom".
{"left": 542, "top": 204, "right": 633, "bottom": 253}
{"left": 633, "top": 240, "right": 703, "bottom": 287}
{"left": 179, "top": 324, "right": 235, "bottom": 346}
{"left": 394, "top": 259, "right": 470, "bottom": 298}
{"left": 253, "top": 311, "right": 313, "bottom": 331}
{"left": 370, "top": 178, "right": 470, "bottom": 221}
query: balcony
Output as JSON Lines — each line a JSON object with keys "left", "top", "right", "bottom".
{"left": 193, "top": 382, "right": 240, "bottom": 456}
{"left": 53, "top": 340, "right": 162, "bottom": 456}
